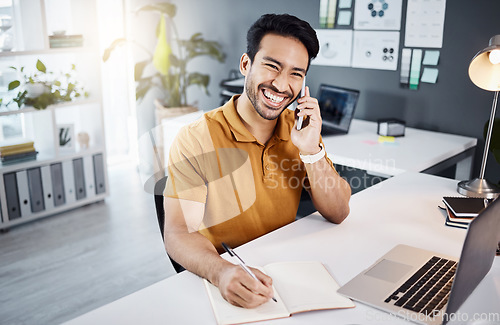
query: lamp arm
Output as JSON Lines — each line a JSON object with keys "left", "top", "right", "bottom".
{"left": 479, "top": 91, "right": 499, "bottom": 180}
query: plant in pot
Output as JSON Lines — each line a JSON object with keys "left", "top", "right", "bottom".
{"left": 103, "top": 2, "right": 225, "bottom": 172}
{"left": 103, "top": 2, "right": 225, "bottom": 117}
{"left": 4, "top": 59, "right": 88, "bottom": 110}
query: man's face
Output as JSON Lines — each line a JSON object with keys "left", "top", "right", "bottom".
{"left": 242, "top": 33, "right": 309, "bottom": 120}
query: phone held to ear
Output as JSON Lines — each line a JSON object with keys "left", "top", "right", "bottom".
{"left": 296, "top": 77, "right": 306, "bottom": 131}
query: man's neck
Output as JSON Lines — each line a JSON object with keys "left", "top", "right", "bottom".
{"left": 235, "top": 94, "right": 278, "bottom": 145}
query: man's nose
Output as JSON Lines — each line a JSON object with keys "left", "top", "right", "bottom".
{"left": 271, "top": 72, "right": 289, "bottom": 93}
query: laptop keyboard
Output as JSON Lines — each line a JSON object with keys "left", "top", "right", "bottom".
{"left": 384, "top": 256, "right": 457, "bottom": 317}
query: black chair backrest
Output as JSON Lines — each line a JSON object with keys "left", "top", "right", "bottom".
{"left": 154, "top": 177, "right": 185, "bottom": 273}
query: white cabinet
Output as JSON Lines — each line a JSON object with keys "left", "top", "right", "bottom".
{"left": 0, "top": 0, "right": 108, "bottom": 229}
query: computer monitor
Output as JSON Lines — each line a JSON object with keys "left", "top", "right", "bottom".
{"left": 317, "top": 84, "right": 360, "bottom": 135}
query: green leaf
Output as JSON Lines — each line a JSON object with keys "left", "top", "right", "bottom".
{"left": 8, "top": 80, "right": 20, "bottom": 91}
{"left": 153, "top": 15, "right": 171, "bottom": 76}
{"left": 36, "top": 59, "right": 46, "bottom": 73}
{"left": 102, "top": 38, "right": 127, "bottom": 62}
{"left": 134, "top": 60, "right": 149, "bottom": 81}
{"left": 180, "top": 35, "right": 226, "bottom": 63}
{"left": 54, "top": 80, "right": 61, "bottom": 87}
{"left": 136, "top": 2, "right": 176, "bottom": 18}
{"left": 187, "top": 72, "right": 210, "bottom": 95}
{"left": 136, "top": 77, "right": 154, "bottom": 102}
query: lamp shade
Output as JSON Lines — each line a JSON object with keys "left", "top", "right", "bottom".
{"left": 468, "top": 35, "right": 500, "bottom": 91}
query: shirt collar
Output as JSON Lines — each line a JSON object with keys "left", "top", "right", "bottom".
{"left": 222, "top": 95, "right": 291, "bottom": 143}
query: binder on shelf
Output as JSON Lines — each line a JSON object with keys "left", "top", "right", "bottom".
{"left": 40, "top": 165, "right": 55, "bottom": 211}
{"left": 62, "top": 160, "right": 76, "bottom": 205}
{"left": 27, "top": 167, "right": 45, "bottom": 213}
{"left": 73, "top": 158, "right": 86, "bottom": 200}
{"left": 93, "top": 153, "right": 106, "bottom": 195}
{"left": 3, "top": 172, "right": 21, "bottom": 220}
{"left": 83, "top": 155, "right": 96, "bottom": 198}
{"left": 50, "top": 163, "right": 66, "bottom": 207}
{"left": 16, "top": 170, "right": 32, "bottom": 218}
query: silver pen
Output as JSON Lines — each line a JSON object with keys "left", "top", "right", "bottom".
{"left": 221, "top": 242, "right": 277, "bottom": 302}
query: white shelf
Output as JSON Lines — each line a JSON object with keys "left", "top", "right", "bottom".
{"left": 0, "top": 0, "right": 108, "bottom": 228}
{"left": 0, "top": 192, "right": 107, "bottom": 229}
{"left": 0, "top": 98, "right": 101, "bottom": 117}
{"left": 0, "top": 146, "right": 105, "bottom": 172}
{"left": 0, "top": 46, "right": 99, "bottom": 58}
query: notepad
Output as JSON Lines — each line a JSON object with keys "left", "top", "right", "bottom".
{"left": 204, "top": 261, "right": 355, "bottom": 325}
{"left": 442, "top": 197, "right": 486, "bottom": 217}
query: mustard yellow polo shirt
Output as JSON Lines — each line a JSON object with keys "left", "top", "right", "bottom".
{"left": 165, "top": 96, "right": 336, "bottom": 253}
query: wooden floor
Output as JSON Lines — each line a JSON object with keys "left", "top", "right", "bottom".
{"left": 0, "top": 161, "right": 175, "bottom": 325}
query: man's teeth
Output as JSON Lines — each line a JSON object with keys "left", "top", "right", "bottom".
{"left": 264, "top": 90, "right": 284, "bottom": 103}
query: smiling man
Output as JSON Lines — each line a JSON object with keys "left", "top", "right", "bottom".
{"left": 163, "top": 14, "right": 351, "bottom": 309}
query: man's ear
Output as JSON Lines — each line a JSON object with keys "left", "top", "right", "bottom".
{"left": 240, "top": 53, "right": 250, "bottom": 76}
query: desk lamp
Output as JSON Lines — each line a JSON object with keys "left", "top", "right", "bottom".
{"left": 457, "top": 35, "right": 500, "bottom": 198}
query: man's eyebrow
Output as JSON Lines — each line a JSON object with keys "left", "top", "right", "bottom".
{"left": 262, "top": 56, "right": 307, "bottom": 75}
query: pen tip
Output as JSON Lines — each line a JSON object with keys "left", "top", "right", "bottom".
{"left": 272, "top": 297, "right": 277, "bottom": 303}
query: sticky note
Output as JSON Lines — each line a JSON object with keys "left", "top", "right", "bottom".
{"left": 423, "top": 50, "right": 440, "bottom": 65}
{"left": 400, "top": 48, "right": 412, "bottom": 85}
{"left": 338, "top": 0, "right": 352, "bottom": 8}
{"left": 421, "top": 67, "right": 439, "bottom": 83}
{"left": 409, "top": 49, "right": 422, "bottom": 90}
{"left": 378, "top": 136, "right": 395, "bottom": 143}
{"left": 337, "top": 10, "right": 352, "bottom": 25}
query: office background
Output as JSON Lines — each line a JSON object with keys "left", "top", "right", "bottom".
{"left": 1, "top": 1, "right": 499, "bottom": 324}
{"left": 163, "top": 0, "right": 500, "bottom": 184}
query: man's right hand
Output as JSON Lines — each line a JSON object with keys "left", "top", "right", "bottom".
{"left": 217, "top": 264, "right": 275, "bottom": 308}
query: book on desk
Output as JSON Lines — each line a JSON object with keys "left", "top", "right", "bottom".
{"left": 204, "top": 261, "right": 354, "bottom": 325}
{"left": 442, "top": 196, "right": 487, "bottom": 229}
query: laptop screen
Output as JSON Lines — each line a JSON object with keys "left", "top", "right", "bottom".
{"left": 317, "top": 84, "right": 359, "bottom": 134}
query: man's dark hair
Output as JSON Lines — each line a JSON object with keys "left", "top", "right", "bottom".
{"left": 246, "top": 14, "right": 319, "bottom": 69}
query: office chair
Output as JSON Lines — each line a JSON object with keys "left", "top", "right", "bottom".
{"left": 153, "top": 176, "right": 185, "bottom": 273}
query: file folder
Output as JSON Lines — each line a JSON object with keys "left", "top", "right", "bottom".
{"left": 93, "top": 153, "right": 106, "bottom": 195}
{"left": 83, "top": 155, "right": 96, "bottom": 198}
{"left": 62, "top": 160, "right": 76, "bottom": 205}
{"left": 73, "top": 158, "right": 86, "bottom": 200}
{"left": 50, "top": 163, "right": 66, "bottom": 207}
{"left": 27, "top": 167, "right": 45, "bottom": 213}
{"left": 3, "top": 172, "right": 21, "bottom": 220}
{"left": 41, "top": 165, "right": 55, "bottom": 211}
{"left": 16, "top": 170, "right": 32, "bottom": 217}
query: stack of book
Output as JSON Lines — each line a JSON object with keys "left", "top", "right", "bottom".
{"left": 442, "top": 196, "right": 487, "bottom": 229}
{"left": 0, "top": 138, "right": 38, "bottom": 164}
{"left": 48, "top": 34, "right": 84, "bottom": 48}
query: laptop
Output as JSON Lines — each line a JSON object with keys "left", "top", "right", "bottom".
{"left": 317, "top": 84, "right": 359, "bottom": 136}
{"left": 338, "top": 198, "right": 500, "bottom": 325}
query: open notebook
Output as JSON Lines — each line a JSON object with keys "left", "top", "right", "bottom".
{"left": 204, "top": 261, "right": 355, "bottom": 325}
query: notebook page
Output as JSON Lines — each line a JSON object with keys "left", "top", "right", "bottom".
{"left": 204, "top": 277, "right": 289, "bottom": 325}
{"left": 264, "top": 261, "right": 355, "bottom": 314}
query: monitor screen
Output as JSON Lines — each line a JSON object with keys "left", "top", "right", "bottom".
{"left": 317, "top": 84, "right": 359, "bottom": 133}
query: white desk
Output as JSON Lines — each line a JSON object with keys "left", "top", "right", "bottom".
{"left": 66, "top": 172, "right": 499, "bottom": 325}
{"left": 323, "top": 119, "right": 477, "bottom": 179}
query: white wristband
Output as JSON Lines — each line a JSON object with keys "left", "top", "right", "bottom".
{"left": 299, "top": 143, "right": 325, "bottom": 164}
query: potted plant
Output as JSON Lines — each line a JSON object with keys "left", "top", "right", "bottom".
{"left": 103, "top": 2, "right": 225, "bottom": 172}
{"left": 4, "top": 59, "right": 88, "bottom": 110}
{"left": 103, "top": 2, "right": 225, "bottom": 117}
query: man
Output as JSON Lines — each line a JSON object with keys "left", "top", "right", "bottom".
{"left": 163, "top": 14, "right": 351, "bottom": 309}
